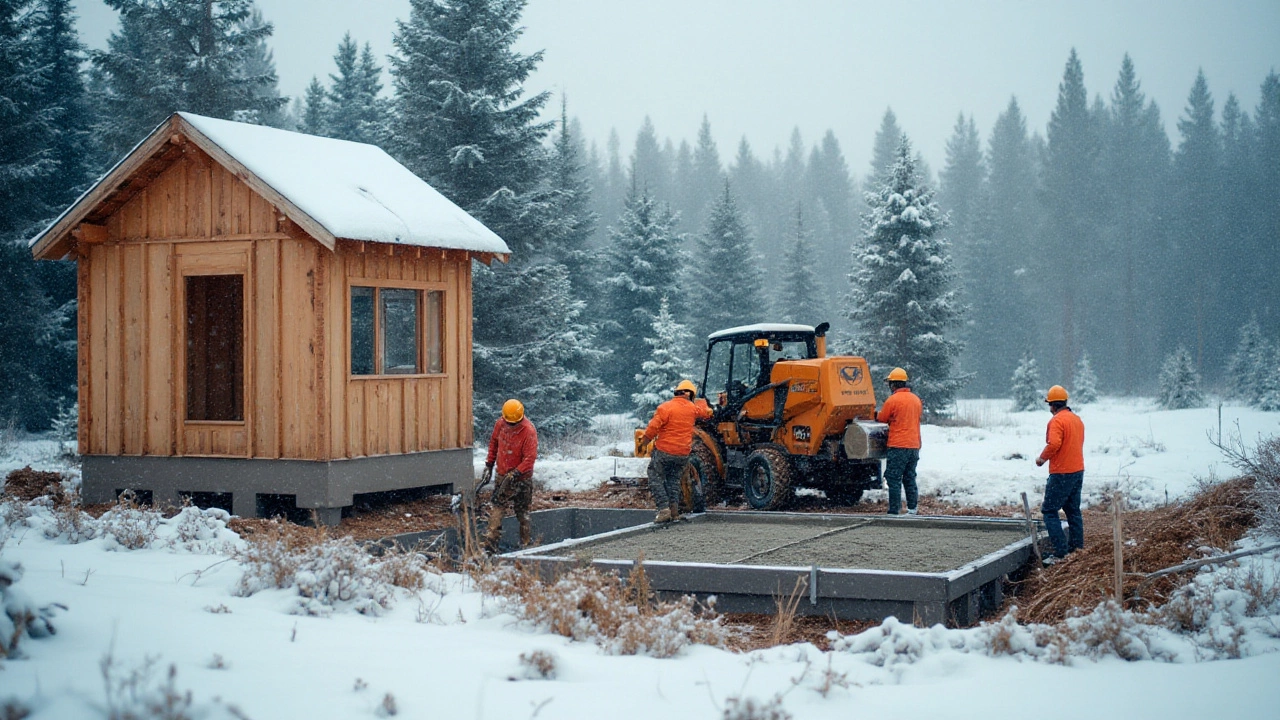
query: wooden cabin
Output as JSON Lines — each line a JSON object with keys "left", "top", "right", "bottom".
{"left": 29, "top": 112, "right": 510, "bottom": 523}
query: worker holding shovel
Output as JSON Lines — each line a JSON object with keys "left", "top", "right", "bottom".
{"left": 482, "top": 398, "right": 538, "bottom": 554}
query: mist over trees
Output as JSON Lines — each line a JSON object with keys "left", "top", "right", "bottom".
{"left": 1, "top": 0, "right": 1278, "bottom": 432}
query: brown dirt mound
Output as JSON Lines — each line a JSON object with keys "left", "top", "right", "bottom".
{"left": 1011, "top": 478, "right": 1257, "bottom": 624}
{"left": 3, "top": 466, "right": 64, "bottom": 502}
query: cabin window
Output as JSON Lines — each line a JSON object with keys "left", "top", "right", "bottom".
{"left": 185, "top": 274, "right": 244, "bottom": 421}
{"left": 350, "top": 286, "right": 445, "bottom": 376}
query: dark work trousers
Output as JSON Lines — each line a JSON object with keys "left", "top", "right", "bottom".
{"left": 884, "top": 447, "right": 920, "bottom": 515}
{"left": 1042, "top": 470, "right": 1084, "bottom": 557}
{"left": 647, "top": 449, "right": 688, "bottom": 508}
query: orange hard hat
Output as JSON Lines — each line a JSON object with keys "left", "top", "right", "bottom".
{"left": 675, "top": 379, "right": 698, "bottom": 396}
{"left": 1045, "top": 385, "right": 1069, "bottom": 403}
{"left": 885, "top": 367, "right": 909, "bottom": 382}
{"left": 502, "top": 398, "right": 525, "bottom": 423}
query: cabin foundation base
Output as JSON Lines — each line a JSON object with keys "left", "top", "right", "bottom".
{"left": 82, "top": 450, "right": 471, "bottom": 523}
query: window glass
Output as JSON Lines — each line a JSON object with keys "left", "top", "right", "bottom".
{"left": 350, "top": 286, "right": 375, "bottom": 375}
{"left": 704, "top": 340, "right": 731, "bottom": 401}
{"left": 768, "top": 340, "right": 811, "bottom": 363}
{"left": 186, "top": 274, "right": 244, "bottom": 421}
{"left": 729, "top": 342, "right": 760, "bottom": 397}
{"left": 426, "top": 290, "right": 443, "bottom": 373}
{"left": 381, "top": 288, "right": 420, "bottom": 374}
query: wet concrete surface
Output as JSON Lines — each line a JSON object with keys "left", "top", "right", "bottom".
{"left": 535, "top": 515, "right": 1026, "bottom": 573}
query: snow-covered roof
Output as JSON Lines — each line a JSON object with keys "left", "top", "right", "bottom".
{"left": 179, "top": 113, "right": 508, "bottom": 253}
{"left": 29, "top": 112, "right": 510, "bottom": 259}
{"left": 707, "top": 323, "right": 816, "bottom": 340}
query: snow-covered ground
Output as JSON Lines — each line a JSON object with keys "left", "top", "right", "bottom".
{"left": 2, "top": 397, "right": 1279, "bottom": 719}
{"left": 524, "top": 398, "right": 1280, "bottom": 510}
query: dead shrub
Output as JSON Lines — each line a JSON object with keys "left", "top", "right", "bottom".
{"left": 476, "top": 560, "right": 725, "bottom": 658}
{"left": 722, "top": 695, "right": 791, "bottom": 720}
{"left": 100, "top": 652, "right": 193, "bottom": 720}
{"left": 44, "top": 486, "right": 98, "bottom": 544}
{"left": 518, "top": 649, "right": 557, "bottom": 679}
{"left": 100, "top": 491, "right": 160, "bottom": 551}
{"left": 1216, "top": 433, "right": 1280, "bottom": 539}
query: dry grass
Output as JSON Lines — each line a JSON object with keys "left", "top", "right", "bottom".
{"left": 1011, "top": 478, "right": 1257, "bottom": 624}
{"left": 768, "top": 577, "right": 806, "bottom": 647}
{"left": 475, "top": 559, "right": 725, "bottom": 657}
{"left": 3, "top": 467, "right": 63, "bottom": 502}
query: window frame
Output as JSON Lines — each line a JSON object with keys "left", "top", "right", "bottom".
{"left": 348, "top": 279, "right": 447, "bottom": 379}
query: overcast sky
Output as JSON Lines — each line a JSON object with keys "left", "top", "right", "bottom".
{"left": 70, "top": 0, "right": 1279, "bottom": 174}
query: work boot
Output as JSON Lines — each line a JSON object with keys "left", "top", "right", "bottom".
{"left": 654, "top": 507, "right": 673, "bottom": 523}
{"left": 669, "top": 503, "right": 681, "bottom": 522}
{"left": 906, "top": 508, "right": 918, "bottom": 515}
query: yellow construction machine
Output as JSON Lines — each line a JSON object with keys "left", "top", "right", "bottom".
{"left": 635, "top": 322, "right": 888, "bottom": 511}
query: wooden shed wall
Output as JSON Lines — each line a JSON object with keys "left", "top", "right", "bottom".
{"left": 78, "top": 151, "right": 474, "bottom": 462}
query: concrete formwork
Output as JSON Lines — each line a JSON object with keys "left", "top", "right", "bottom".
{"left": 499, "top": 509, "right": 1041, "bottom": 627}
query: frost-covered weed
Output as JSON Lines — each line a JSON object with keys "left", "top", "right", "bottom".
{"left": 0, "top": 560, "right": 63, "bottom": 659}
{"left": 518, "top": 649, "right": 557, "bottom": 679}
{"left": 477, "top": 562, "right": 725, "bottom": 658}
{"left": 98, "top": 650, "right": 246, "bottom": 719}
{"left": 722, "top": 695, "right": 791, "bottom": 720}
{"left": 235, "top": 522, "right": 434, "bottom": 616}
{"left": 831, "top": 549, "right": 1280, "bottom": 668}
{"left": 164, "top": 505, "right": 234, "bottom": 553}
{"left": 100, "top": 493, "right": 159, "bottom": 551}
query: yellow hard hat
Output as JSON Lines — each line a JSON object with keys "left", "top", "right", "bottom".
{"left": 675, "top": 379, "right": 698, "bottom": 396}
{"left": 1045, "top": 385, "right": 1069, "bottom": 403}
{"left": 502, "top": 398, "right": 525, "bottom": 423}
{"left": 885, "top": 367, "right": 909, "bottom": 382}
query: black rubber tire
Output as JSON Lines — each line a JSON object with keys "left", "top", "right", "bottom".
{"left": 678, "top": 462, "right": 705, "bottom": 514}
{"left": 688, "top": 440, "right": 723, "bottom": 507}
{"left": 743, "top": 445, "right": 796, "bottom": 510}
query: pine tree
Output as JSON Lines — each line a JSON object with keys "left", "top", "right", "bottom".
{"left": 236, "top": 7, "right": 285, "bottom": 127}
{"left": 866, "top": 107, "right": 902, "bottom": 189}
{"left": 325, "top": 34, "right": 389, "bottom": 144}
{"left": 1158, "top": 347, "right": 1205, "bottom": 410}
{"left": 1172, "top": 70, "right": 1221, "bottom": 377}
{"left": 92, "top": 0, "right": 287, "bottom": 160}
{"left": 688, "top": 182, "right": 765, "bottom": 343}
{"left": 545, "top": 96, "right": 598, "bottom": 299}
{"left": 630, "top": 116, "right": 669, "bottom": 202}
{"left": 1072, "top": 352, "right": 1099, "bottom": 404}
{"left": 1041, "top": 49, "right": 1100, "bottom": 386}
{"left": 391, "top": 0, "right": 609, "bottom": 436}
{"left": 1257, "top": 346, "right": 1280, "bottom": 412}
{"left": 806, "top": 130, "right": 856, "bottom": 302}
{"left": 777, "top": 203, "right": 823, "bottom": 325}
{"left": 632, "top": 297, "right": 694, "bottom": 420}
{"left": 848, "top": 136, "right": 966, "bottom": 415}
{"left": 1226, "top": 315, "right": 1269, "bottom": 404}
{"left": 688, "top": 114, "right": 723, "bottom": 231}
{"left": 300, "top": 76, "right": 327, "bottom": 135}
{"left": 599, "top": 187, "right": 683, "bottom": 404}
{"left": 940, "top": 113, "right": 985, "bottom": 248}
{"left": 1009, "top": 351, "right": 1042, "bottom": 412}
{"left": 29, "top": 0, "right": 93, "bottom": 209}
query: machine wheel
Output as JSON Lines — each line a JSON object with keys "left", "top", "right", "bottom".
{"left": 743, "top": 445, "right": 796, "bottom": 510}
{"left": 688, "top": 440, "right": 723, "bottom": 507}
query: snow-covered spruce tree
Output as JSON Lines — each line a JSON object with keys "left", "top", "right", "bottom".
{"left": 848, "top": 136, "right": 967, "bottom": 415}
{"left": 1009, "top": 351, "right": 1042, "bottom": 412}
{"left": 1158, "top": 347, "right": 1205, "bottom": 410}
{"left": 391, "top": 0, "right": 610, "bottom": 436}
{"left": 1227, "top": 315, "right": 1270, "bottom": 405}
{"left": 632, "top": 297, "right": 694, "bottom": 420}
{"left": 599, "top": 186, "right": 684, "bottom": 405}
{"left": 545, "top": 96, "right": 599, "bottom": 298}
{"left": 325, "top": 33, "right": 389, "bottom": 145}
{"left": 471, "top": 263, "right": 609, "bottom": 437}
{"left": 777, "top": 203, "right": 825, "bottom": 325}
{"left": 687, "top": 182, "right": 765, "bottom": 343}
{"left": 92, "top": 0, "right": 287, "bottom": 160}
{"left": 1072, "top": 352, "right": 1100, "bottom": 404}
{"left": 300, "top": 76, "right": 327, "bottom": 135}
{"left": 236, "top": 7, "right": 286, "bottom": 128}
{"left": 1254, "top": 345, "right": 1280, "bottom": 412}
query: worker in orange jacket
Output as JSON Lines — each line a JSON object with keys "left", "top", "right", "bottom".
{"left": 1036, "top": 385, "right": 1085, "bottom": 563}
{"left": 640, "top": 379, "right": 713, "bottom": 523}
{"left": 876, "top": 367, "right": 922, "bottom": 515}
{"left": 482, "top": 398, "right": 538, "bottom": 553}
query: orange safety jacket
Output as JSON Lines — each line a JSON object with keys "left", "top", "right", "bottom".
{"left": 876, "top": 387, "right": 922, "bottom": 449}
{"left": 486, "top": 417, "right": 538, "bottom": 477}
{"left": 1039, "top": 408, "right": 1085, "bottom": 474}
{"left": 642, "top": 396, "right": 713, "bottom": 456}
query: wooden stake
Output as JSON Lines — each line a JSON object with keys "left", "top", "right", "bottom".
{"left": 1113, "top": 491, "right": 1125, "bottom": 602}
{"left": 1021, "top": 492, "right": 1043, "bottom": 566}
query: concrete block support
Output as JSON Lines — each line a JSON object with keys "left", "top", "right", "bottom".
{"left": 82, "top": 449, "right": 470, "bottom": 524}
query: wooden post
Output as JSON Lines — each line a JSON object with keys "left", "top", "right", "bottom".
{"left": 1113, "top": 491, "right": 1125, "bottom": 602}
{"left": 1021, "top": 492, "right": 1042, "bottom": 566}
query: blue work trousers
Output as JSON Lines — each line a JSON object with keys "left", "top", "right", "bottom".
{"left": 1042, "top": 471, "right": 1085, "bottom": 557}
{"left": 884, "top": 447, "right": 919, "bottom": 515}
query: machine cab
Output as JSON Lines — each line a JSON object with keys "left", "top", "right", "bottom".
{"left": 700, "top": 323, "right": 826, "bottom": 415}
